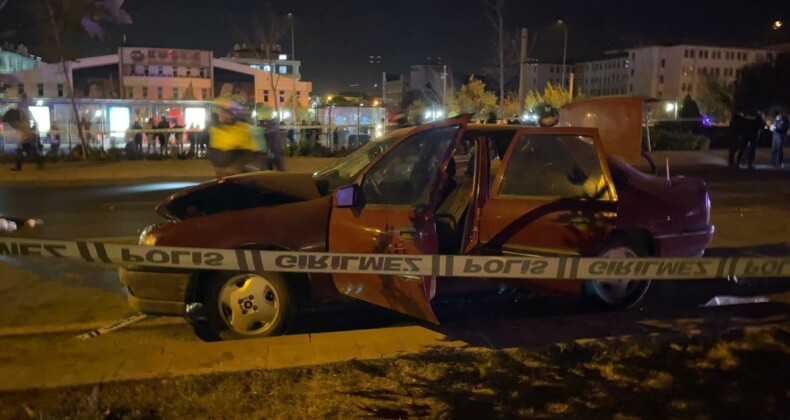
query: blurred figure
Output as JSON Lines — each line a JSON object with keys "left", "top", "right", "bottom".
{"left": 263, "top": 119, "right": 285, "bottom": 171}
{"left": 770, "top": 111, "right": 787, "bottom": 168}
{"left": 131, "top": 119, "right": 143, "bottom": 154}
{"left": 48, "top": 123, "right": 61, "bottom": 161}
{"left": 728, "top": 109, "right": 744, "bottom": 167}
{"left": 187, "top": 124, "right": 198, "bottom": 157}
{"left": 156, "top": 115, "right": 169, "bottom": 156}
{"left": 737, "top": 110, "right": 763, "bottom": 170}
{"left": 208, "top": 99, "right": 260, "bottom": 178}
{"left": 2, "top": 106, "right": 43, "bottom": 171}
{"left": 538, "top": 103, "right": 559, "bottom": 127}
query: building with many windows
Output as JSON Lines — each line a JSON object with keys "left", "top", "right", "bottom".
{"left": 577, "top": 44, "right": 776, "bottom": 103}
{"left": 2, "top": 46, "right": 312, "bottom": 107}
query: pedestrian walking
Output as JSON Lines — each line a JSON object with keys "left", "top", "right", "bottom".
{"left": 264, "top": 120, "right": 285, "bottom": 171}
{"left": 286, "top": 126, "right": 295, "bottom": 148}
{"left": 332, "top": 127, "right": 339, "bottom": 150}
{"left": 770, "top": 111, "right": 788, "bottom": 168}
{"left": 208, "top": 99, "right": 261, "bottom": 178}
{"left": 2, "top": 106, "right": 44, "bottom": 171}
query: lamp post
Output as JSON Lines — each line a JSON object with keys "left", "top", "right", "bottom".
{"left": 287, "top": 13, "right": 295, "bottom": 60}
{"left": 557, "top": 20, "right": 568, "bottom": 90}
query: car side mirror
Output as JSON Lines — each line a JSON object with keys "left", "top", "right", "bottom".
{"left": 335, "top": 184, "right": 360, "bottom": 208}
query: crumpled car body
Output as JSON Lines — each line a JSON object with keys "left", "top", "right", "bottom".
{"left": 120, "top": 112, "right": 714, "bottom": 325}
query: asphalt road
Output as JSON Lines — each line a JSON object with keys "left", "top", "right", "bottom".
{"left": 0, "top": 166, "right": 788, "bottom": 355}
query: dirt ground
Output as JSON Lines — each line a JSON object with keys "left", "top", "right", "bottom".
{"left": 2, "top": 325, "right": 788, "bottom": 419}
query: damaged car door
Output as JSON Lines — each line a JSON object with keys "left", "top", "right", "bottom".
{"left": 327, "top": 117, "right": 469, "bottom": 323}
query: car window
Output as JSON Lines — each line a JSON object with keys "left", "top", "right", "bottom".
{"left": 499, "top": 134, "right": 607, "bottom": 199}
{"left": 362, "top": 125, "right": 459, "bottom": 206}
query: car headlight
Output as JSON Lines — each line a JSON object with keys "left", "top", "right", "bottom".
{"left": 138, "top": 224, "right": 158, "bottom": 246}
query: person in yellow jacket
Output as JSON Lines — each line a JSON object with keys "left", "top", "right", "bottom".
{"left": 208, "top": 99, "right": 260, "bottom": 178}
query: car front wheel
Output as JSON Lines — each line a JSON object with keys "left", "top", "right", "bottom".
{"left": 584, "top": 239, "right": 651, "bottom": 308}
{"left": 202, "top": 271, "right": 294, "bottom": 340}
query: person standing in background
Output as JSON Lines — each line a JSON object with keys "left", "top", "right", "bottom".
{"left": 770, "top": 111, "right": 788, "bottom": 168}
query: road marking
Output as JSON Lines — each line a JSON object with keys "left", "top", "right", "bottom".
{"left": 0, "top": 316, "right": 186, "bottom": 338}
{"left": 76, "top": 314, "right": 151, "bottom": 340}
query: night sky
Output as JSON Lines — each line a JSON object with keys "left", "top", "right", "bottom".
{"left": 1, "top": 0, "right": 787, "bottom": 94}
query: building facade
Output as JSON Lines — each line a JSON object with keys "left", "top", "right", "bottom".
{"left": 0, "top": 44, "right": 41, "bottom": 75}
{"left": 577, "top": 44, "right": 776, "bottom": 103}
{"left": 2, "top": 46, "right": 312, "bottom": 108}
{"left": 523, "top": 60, "right": 575, "bottom": 92}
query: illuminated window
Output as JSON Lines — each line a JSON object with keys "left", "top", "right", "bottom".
{"left": 29, "top": 106, "right": 51, "bottom": 133}
{"left": 279, "top": 66, "right": 287, "bottom": 74}
{"left": 263, "top": 65, "right": 271, "bottom": 72}
{"left": 109, "top": 107, "right": 130, "bottom": 138}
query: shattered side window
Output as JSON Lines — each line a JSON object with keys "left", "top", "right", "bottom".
{"left": 362, "top": 126, "right": 459, "bottom": 206}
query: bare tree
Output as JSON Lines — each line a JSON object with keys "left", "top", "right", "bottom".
{"left": 484, "top": 0, "right": 505, "bottom": 118}
{"left": 250, "top": 7, "right": 288, "bottom": 169}
{"left": 30, "top": 0, "right": 132, "bottom": 159}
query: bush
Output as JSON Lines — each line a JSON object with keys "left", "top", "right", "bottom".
{"left": 649, "top": 129, "right": 711, "bottom": 151}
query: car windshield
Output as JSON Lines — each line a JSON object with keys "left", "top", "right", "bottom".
{"left": 312, "top": 128, "right": 407, "bottom": 193}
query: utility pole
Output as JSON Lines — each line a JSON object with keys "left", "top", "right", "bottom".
{"left": 518, "top": 27, "right": 528, "bottom": 117}
{"left": 442, "top": 64, "right": 447, "bottom": 114}
{"left": 382, "top": 71, "right": 387, "bottom": 105}
{"left": 287, "top": 13, "right": 295, "bottom": 60}
{"left": 568, "top": 72, "right": 575, "bottom": 102}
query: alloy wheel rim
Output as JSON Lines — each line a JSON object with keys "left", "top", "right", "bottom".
{"left": 218, "top": 274, "right": 280, "bottom": 335}
{"left": 594, "top": 246, "right": 641, "bottom": 302}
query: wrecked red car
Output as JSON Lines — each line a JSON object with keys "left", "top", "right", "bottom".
{"left": 120, "top": 108, "right": 714, "bottom": 339}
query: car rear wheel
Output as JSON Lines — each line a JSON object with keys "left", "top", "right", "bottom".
{"left": 202, "top": 271, "right": 294, "bottom": 340}
{"left": 584, "top": 239, "right": 651, "bottom": 308}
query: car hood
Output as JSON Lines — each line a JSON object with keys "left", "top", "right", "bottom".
{"left": 156, "top": 171, "right": 321, "bottom": 221}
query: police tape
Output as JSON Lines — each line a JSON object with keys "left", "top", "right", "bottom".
{"left": 1, "top": 237, "right": 789, "bottom": 281}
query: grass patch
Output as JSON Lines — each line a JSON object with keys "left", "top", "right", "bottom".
{"left": 3, "top": 326, "right": 789, "bottom": 419}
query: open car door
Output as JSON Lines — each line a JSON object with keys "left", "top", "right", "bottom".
{"left": 327, "top": 116, "right": 470, "bottom": 323}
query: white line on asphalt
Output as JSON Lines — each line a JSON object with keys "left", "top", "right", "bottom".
{"left": 0, "top": 316, "right": 186, "bottom": 338}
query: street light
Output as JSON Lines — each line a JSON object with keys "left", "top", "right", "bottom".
{"left": 774, "top": 20, "right": 783, "bottom": 30}
{"left": 557, "top": 20, "right": 568, "bottom": 90}
{"left": 287, "top": 13, "right": 295, "bottom": 60}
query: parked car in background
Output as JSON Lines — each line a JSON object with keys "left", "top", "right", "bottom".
{"left": 121, "top": 112, "right": 713, "bottom": 340}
